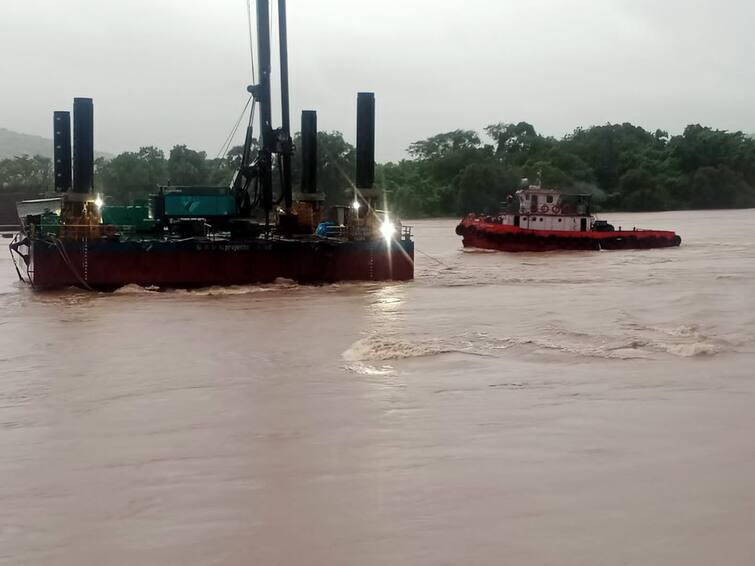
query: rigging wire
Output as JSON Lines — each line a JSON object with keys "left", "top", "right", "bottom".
{"left": 239, "top": 100, "right": 257, "bottom": 167}
{"left": 215, "top": 96, "right": 253, "bottom": 163}
{"left": 8, "top": 234, "right": 27, "bottom": 283}
{"left": 218, "top": 0, "right": 262, "bottom": 168}
{"left": 51, "top": 237, "right": 95, "bottom": 291}
{"left": 415, "top": 247, "right": 452, "bottom": 269}
{"left": 212, "top": 0, "right": 260, "bottom": 169}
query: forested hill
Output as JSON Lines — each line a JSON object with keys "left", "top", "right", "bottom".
{"left": 1, "top": 122, "right": 754, "bottom": 216}
{"left": 0, "top": 127, "right": 113, "bottom": 160}
{"left": 0, "top": 128, "right": 52, "bottom": 159}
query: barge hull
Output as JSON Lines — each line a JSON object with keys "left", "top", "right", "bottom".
{"left": 28, "top": 237, "right": 415, "bottom": 290}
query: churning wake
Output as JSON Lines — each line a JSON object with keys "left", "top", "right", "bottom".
{"left": 343, "top": 323, "right": 732, "bottom": 369}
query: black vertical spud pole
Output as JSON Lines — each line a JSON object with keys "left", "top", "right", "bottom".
{"left": 278, "top": 0, "right": 293, "bottom": 209}
{"left": 256, "top": 0, "right": 274, "bottom": 223}
{"left": 356, "top": 92, "right": 375, "bottom": 189}
{"left": 72, "top": 97, "right": 94, "bottom": 194}
{"left": 301, "top": 110, "right": 317, "bottom": 194}
{"left": 53, "top": 111, "right": 72, "bottom": 192}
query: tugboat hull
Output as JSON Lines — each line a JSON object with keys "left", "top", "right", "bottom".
{"left": 457, "top": 221, "right": 681, "bottom": 252}
{"left": 25, "top": 237, "right": 415, "bottom": 290}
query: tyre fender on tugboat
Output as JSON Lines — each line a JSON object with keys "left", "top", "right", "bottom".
{"left": 455, "top": 223, "right": 465, "bottom": 236}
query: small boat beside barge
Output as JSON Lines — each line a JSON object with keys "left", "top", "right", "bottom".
{"left": 456, "top": 185, "right": 681, "bottom": 252}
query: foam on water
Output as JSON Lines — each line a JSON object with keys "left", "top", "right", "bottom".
{"left": 662, "top": 342, "right": 720, "bottom": 358}
{"left": 343, "top": 323, "right": 731, "bottom": 368}
{"left": 111, "top": 279, "right": 301, "bottom": 297}
{"left": 113, "top": 284, "right": 161, "bottom": 295}
{"left": 343, "top": 336, "right": 459, "bottom": 362}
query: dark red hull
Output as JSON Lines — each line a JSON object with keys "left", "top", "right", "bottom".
{"left": 26, "top": 237, "right": 414, "bottom": 290}
{"left": 457, "top": 220, "right": 681, "bottom": 252}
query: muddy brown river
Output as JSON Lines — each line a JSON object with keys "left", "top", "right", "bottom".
{"left": 1, "top": 209, "right": 754, "bottom": 565}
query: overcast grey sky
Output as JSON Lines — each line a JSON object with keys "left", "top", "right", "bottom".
{"left": 1, "top": 0, "right": 753, "bottom": 162}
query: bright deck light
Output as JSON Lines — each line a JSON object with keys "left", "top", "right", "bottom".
{"left": 94, "top": 194, "right": 104, "bottom": 208}
{"left": 380, "top": 218, "right": 396, "bottom": 241}
{"left": 352, "top": 200, "right": 361, "bottom": 211}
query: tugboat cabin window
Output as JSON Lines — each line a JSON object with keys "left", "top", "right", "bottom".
{"left": 546, "top": 196, "right": 554, "bottom": 203}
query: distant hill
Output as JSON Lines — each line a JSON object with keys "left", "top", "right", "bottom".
{"left": 0, "top": 127, "right": 112, "bottom": 160}
{"left": 0, "top": 128, "right": 52, "bottom": 159}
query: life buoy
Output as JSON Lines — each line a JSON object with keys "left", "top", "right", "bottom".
{"left": 551, "top": 205, "right": 561, "bottom": 214}
{"left": 540, "top": 205, "right": 550, "bottom": 213}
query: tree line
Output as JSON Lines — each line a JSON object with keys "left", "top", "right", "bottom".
{"left": 383, "top": 123, "right": 755, "bottom": 217}
{"left": 2, "top": 122, "right": 754, "bottom": 216}
{"left": 0, "top": 132, "right": 357, "bottom": 208}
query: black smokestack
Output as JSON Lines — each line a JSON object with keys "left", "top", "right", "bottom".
{"left": 53, "top": 111, "right": 72, "bottom": 192}
{"left": 72, "top": 97, "right": 94, "bottom": 194}
{"left": 301, "top": 110, "right": 317, "bottom": 194}
{"left": 356, "top": 92, "right": 375, "bottom": 189}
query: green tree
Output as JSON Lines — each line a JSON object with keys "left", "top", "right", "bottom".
{"left": 0, "top": 155, "right": 53, "bottom": 191}
{"left": 486, "top": 122, "right": 549, "bottom": 159}
{"left": 619, "top": 167, "right": 669, "bottom": 211}
{"left": 454, "top": 162, "right": 520, "bottom": 215}
{"left": 408, "top": 130, "right": 482, "bottom": 160}
{"left": 167, "top": 145, "right": 209, "bottom": 186}
{"left": 291, "top": 131, "right": 355, "bottom": 205}
{"left": 687, "top": 166, "right": 755, "bottom": 209}
{"left": 97, "top": 146, "right": 167, "bottom": 203}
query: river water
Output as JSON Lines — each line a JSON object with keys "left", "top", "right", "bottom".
{"left": 1, "top": 209, "right": 754, "bottom": 565}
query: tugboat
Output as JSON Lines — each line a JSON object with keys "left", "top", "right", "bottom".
{"left": 456, "top": 183, "right": 681, "bottom": 252}
{"left": 8, "top": 0, "right": 414, "bottom": 290}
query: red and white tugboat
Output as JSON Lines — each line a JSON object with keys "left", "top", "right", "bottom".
{"left": 456, "top": 185, "right": 681, "bottom": 252}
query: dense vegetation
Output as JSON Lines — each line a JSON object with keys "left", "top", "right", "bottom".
{"left": 383, "top": 123, "right": 755, "bottom": 217}
{"left": 1, "top": 123, "right": 754, "bottom": 216}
